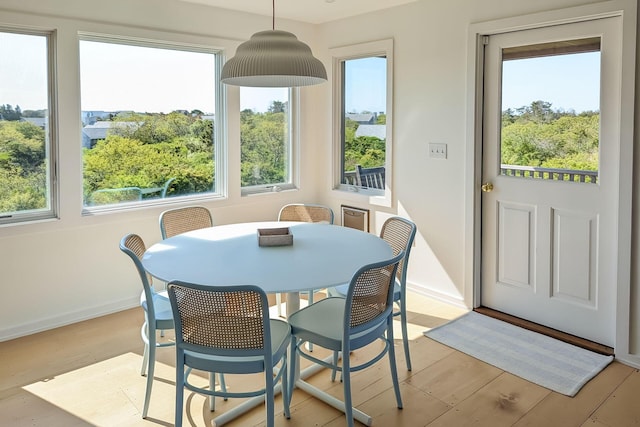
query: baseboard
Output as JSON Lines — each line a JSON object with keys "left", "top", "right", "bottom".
{"left": 0, "top": 297, "right": 138, "bottom": 342}
{"left": 407, "top": 282, "right": 468, "bottom": 310}
{"left": 475, "top": 307, "right": 614, "bottom": 356}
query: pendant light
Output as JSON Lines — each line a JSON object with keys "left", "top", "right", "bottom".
{"left": 221, "top": 0, "right": 327, "bottom": 87}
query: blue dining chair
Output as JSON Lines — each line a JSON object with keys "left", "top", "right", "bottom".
{"left": 119, "top": 233, "right": 177, "bottom": 418}
{"left": 329, "top": 216, "right": 417, "bottom": 371}
{"left": 167, "top": 281, "right": 291, "bottom": 427}
{"left": 120, "top": 233, "right": 226, "bottom": 418}
{"left": 275, "top": 203, "right": 335, "bottom": 318}
{"left": 288, "top": 252, "right": 404, "bottom": 427}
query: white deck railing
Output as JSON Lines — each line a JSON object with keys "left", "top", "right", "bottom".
{"left": 501, "top": 164, "right": 598, "bottom": 184}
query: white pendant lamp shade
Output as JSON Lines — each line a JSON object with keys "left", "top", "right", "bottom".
{"left": 221, "top": 30, "right": 327, "bottom": 87}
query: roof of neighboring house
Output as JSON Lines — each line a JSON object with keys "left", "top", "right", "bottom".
{"left": 346, "top": 113, "right": 376, "bottom": 124}
{"left": 355, "top": 124, "right": 386, "bottom": 139}
{"left": 21, "top": 117, "right": 47, "bottom": 128}
{"left": 82, "top": 121, "right": 140, "bottom": 141}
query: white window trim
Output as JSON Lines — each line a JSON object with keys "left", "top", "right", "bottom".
{"left": 241, "top": 88, "right": 299, "bottom": 196}
{"left": 330, "top": 38, "right": 393, "bottom": 208}
{"left": 0, "top": 27, "right": 58, "bottom": 226}
{"left": 78, "top": 32, "right": 227, "bottom": 214}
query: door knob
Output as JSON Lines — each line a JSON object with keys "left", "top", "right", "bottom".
{"left": 481, "top": 182, "right": 494, "bottom": 192}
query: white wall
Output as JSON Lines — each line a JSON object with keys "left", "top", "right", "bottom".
{"left": 2, "top": 0, "right": 639, "bottom": 368}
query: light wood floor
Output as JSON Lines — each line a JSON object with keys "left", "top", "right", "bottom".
{"left": 1, "top": 292, "right": 639, "bottom": 427}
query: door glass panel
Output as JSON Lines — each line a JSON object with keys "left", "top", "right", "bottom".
{"left": 500, "top": 38, "right": 600, "bottom": 184}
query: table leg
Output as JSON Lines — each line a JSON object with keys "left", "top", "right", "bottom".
{"left": 285, "top": 291, "right": 300, "bottom": 314}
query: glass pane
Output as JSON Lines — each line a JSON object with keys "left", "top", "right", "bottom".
{"left": 240, "top": 87, "right": 290, "bottom": 188}
{"left": 80, "top": 39, "right": 217, "bottom": 207}
{"left": 0, "top": 31, "right": 53, "bottom": 221}
{"left": 501, "top": 39, "right": 600, "bottom": 184}
{"left": 342, "top": 56, "right": 386, "bottom": 190}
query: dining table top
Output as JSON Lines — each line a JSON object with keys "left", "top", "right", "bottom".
{"left": 142, "top": 221, "right": 393, "bottom": 294}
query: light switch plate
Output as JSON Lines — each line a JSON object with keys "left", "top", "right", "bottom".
{"left": 429, "top": 143, "right": 447, "bottom": 159}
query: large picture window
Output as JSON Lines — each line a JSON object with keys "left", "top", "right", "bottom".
{"left": 0, "top": 29, "right": 56, "bottom": 225}
{"left": 331, "top": 39, "right": 393, "bottom": 203}
{"left": 79, "top": 35, "right": 223, "bottom": 208}
{"left": 240, "top": 87, "right": 295, "bottom": 194}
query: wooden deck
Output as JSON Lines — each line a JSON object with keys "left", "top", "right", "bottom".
{"left": 1, "top": 292, "right": 638, "bottom": 426}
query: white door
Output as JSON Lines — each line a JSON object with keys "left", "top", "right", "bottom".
{"left": 481, "top": 17, "right": 623, "bottom": 347}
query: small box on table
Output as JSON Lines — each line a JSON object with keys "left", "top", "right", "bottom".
{"left": 257, "top": 227, "right": 293, "bottom": 247}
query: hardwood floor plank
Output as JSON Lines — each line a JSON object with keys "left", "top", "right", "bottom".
{"left": 587, "top": 369, "right": 640, "bottom": 426}
{"left": 428, "top": 372, "right": 550, "bottom": 427}
{"left": 407, "top": 350, "right": 503, "bottom": 406}
{"left": 514, "top": 362, "right": 634, "bottom": 427}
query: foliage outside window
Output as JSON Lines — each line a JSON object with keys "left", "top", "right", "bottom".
{"left": 240, "top": 87, "right": 294, "bottom": 194}
{"left": 0, "top": 29, "right": 56, "bottom": 225}
{"left": 79, "top": 36, "right": 222, "bottom": 208}
{"left": 331, "top": 39, "right": 393, "bottom": 202}
{"left": 500, "top": 39, "right": 600, "bottom": 183}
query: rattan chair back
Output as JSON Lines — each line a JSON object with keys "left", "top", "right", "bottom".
{"left": 120, "top": 233, "right": 154, "bottom": 308}
{"left": 278, "top": 203, "right": 334, "bottom": 224}
{"left": 348, "top": 253, "right": 402, "bottom": 328}
{"left": 170, "top": 284, "right": 266, "bottom": 351}
{"left": 159, "top": 205, "right": 213, "bottom": 239}
{"left": 380, "top": 217, "right": 417, "bottom": 283}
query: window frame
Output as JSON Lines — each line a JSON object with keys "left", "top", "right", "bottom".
{"left": 0, "top": 27, "right": 58, "bottom": 226}
{"left": 331, "top": 39, "right": 393, "bottom": 207}
{"left": 240, "top": 87, "right": 299, "bottom": 196}
{"left": 78, "top": 32, "right": 226, "bottom": 213}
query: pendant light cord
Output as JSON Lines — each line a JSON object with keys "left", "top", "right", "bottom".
{"left": 272, "top": 0, "right": 275, "bottom": 30}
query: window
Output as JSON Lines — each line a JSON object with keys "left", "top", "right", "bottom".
{"left": 331, "top": 39, "right": 393, "bottom": 203}
{"left": 500, "top": 38, "right": 601, "bottom": 184}
{"left": 79, "top": 35, "right": 223, "bottom": 209}
{"left": 0, "top": 29, "right": 56, "bottom": 225}
{"left": 240, "top": 87, "right": 296, "bottom": 194}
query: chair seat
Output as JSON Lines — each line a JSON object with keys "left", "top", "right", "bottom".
{"left": 141, "top": 290, "right": 174, "bottom": 329}
{"left": 288, "top": 298, "right": 385, "bottom": 352}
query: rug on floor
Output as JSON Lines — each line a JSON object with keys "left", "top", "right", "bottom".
{"left": 423, "top": 311, "right": 613, "bottom": 396}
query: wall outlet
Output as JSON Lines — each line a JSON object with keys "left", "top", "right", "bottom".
{"left": 429, "top": 143, "right": 447, "bottom": 159}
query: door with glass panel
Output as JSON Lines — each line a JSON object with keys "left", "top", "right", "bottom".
{"left": 481, "top": 17, "right": 623, "bottom": 346}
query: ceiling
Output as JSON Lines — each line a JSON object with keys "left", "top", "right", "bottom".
{"left": 178, "top": 0, "right": 418, "bottom": 24}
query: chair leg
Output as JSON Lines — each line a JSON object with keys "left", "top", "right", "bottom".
{"left": 400, "top": 307, "right": 412, "bottom": 371}
{"left": 281, "top": 354, "right": 290, "bottom": 419}
{"left": 288, "top": 336, "right": 298, "bottom": 400}
{"left": 342, "top": 345, "right": 354, "bottom": 427}
{"left": 142, "top": 330, "right": 156, "bottom": 419}
{"left": 330, "top": 351, "right": 339, "bottom": 382}
{"left": 140, "top": 323, "right": 149, "bottom": 376}
{"left": 219, "top": 373, "right": 228, "bottom": 400}
{"left": 387, "top": 321, "right": 403, "bottom": 409}
{"left": 209, "top": 373, "right": 216, "bottom": 411}
{"left": 175, "top": 356, "right": 185, "bottom": 427}
{"left": 265, "top": 367, "right": 275, "bottom": 427}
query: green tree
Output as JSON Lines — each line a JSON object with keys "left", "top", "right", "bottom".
{"left": 0, "top": 120, "right": 47, "bottom": 211}
{"left": 501, "top": 101, "right": 599, "bottom": 172}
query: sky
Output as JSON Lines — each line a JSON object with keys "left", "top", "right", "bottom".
{"left": 502, "top": 51, "right": 600, "bottom": 113}
{"left": 1, "top": 32, "right": 600, "bottom": 115}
